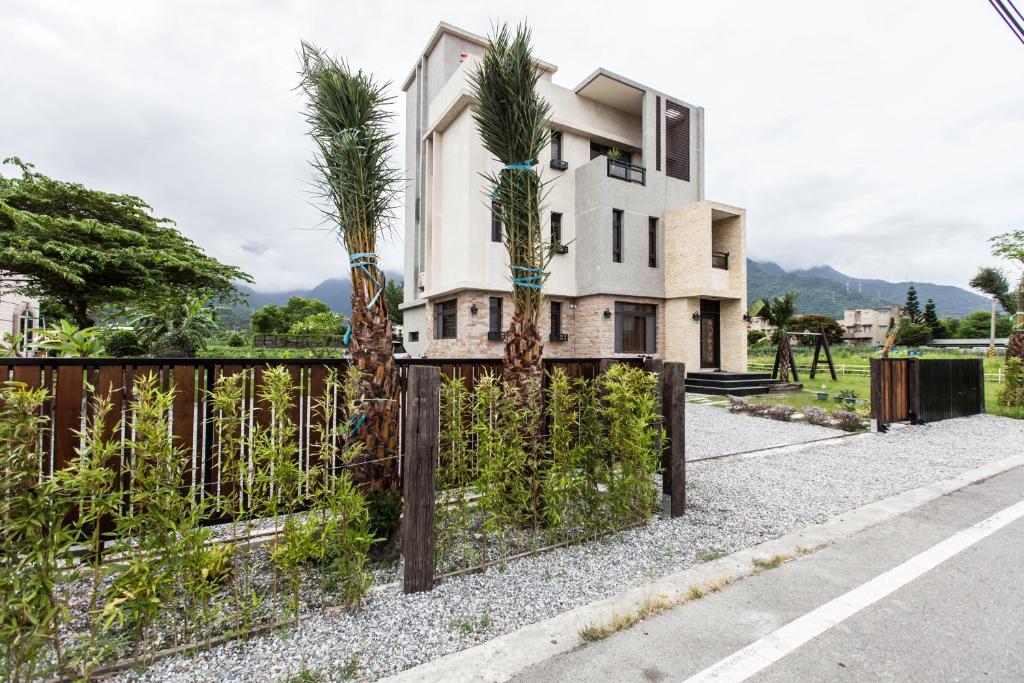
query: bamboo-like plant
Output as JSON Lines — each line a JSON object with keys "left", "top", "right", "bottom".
{"left": 298, "top": 42, "right": 402, "bottom": 495}
{"left": 469, "top": 24, "right": 554, "bottom": 393}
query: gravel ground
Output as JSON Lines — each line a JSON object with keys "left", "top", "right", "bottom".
{"left": 686, "top": 402, "right": 840, "bottom": 459}
{"left": 116, "top": 413, "right": 1024, "bottom": 682}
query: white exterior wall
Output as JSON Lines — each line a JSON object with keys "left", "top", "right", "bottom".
{"left": 0, "top": 278, "right": 40, "bottom": 356}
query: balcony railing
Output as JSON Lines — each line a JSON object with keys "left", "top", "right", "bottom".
{"left": 607, "top": 158, "right": 646, "bottom": 186}
{"left": 711, "top": 250, "right": 730, "bottom": 270}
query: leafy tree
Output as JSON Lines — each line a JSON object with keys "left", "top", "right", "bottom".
{"left": 894, "top": 320, "right": 932, "bottom": 347}
{"left": 972, "top": 229, "right": 1024, "bottom": 359}
{"left": 469, "top": 24, "right": 553, "bottom": 394}
{"left": 0, "top": 158, "right": 250, "bottom": 326}
{"left": 903, "top": 285, "right": 922, "bottom": 323}
{"left": 133, "top": 295, "right": 219, "bottom": 357}
{"left": 788, "top": 314, "right": 845, "bottom": 346}
{"left": 288, "top": 311, "right": 346, "bottom": 336}
{"left": 299, "top": 42, "right": 402, "bottom": 494}
{"left": 747, "top": 329, "right": 767, "bottom": 346}
{"left": 955, "top": 311, "right": 1012, "bottom": 339}
{"left": 251, "top": 297, "right": 332, "bottom": 334}
{"left": 752, "top": 291, "right": 798, "bottom": 382}
{"left": 103, "top": 329, "right": 146, "bottom": 357}
{"left": 384, "top": 280, "right": 403, "bottom": 326}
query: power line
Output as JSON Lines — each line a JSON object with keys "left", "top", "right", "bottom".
{"left": 989, "top": 0, "right": 1024, "bottom": 46}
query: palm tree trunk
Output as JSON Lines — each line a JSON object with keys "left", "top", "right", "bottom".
{"left": 348, "top": 268, "right": 400, "bottom": 495}
{"left": 503, "top": 311, "right": 543, "bottom": 392}
{"left": 1007, "top": 330, "right": 1024, "bottom": 361}
{"left": 777, "top": 337, "right": 792, "bottom": 383}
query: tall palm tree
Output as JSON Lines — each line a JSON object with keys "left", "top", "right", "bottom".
{"left": 752, "top": 292, "right": 798, "bottom": 382}
{"left": 299, "top": 42, "right": 402, "bottom": 494}
{"left": 970, "top": 266, "right": 1024, "bottom": 360}
{"left": 469, "top": 23, "right": 553, "bottom": 394}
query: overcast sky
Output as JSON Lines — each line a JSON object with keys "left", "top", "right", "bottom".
{"left": 3, "top": 1, "right": 1022, "bottom": 292}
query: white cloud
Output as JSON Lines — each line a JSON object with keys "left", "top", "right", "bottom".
{"left": 1, "top": 0, "right": 1021, "bottom": 293}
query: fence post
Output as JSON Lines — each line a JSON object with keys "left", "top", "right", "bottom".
{"left": 662, "top": 362, "right": 686, "bottom": 518}
{"left": 401, "top": 365, "right": 440, "bottom": 594}
{"left": 869, "top": 357, "right": 883, "bottom": 432}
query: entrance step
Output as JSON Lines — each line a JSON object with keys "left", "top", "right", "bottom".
{"left": 684, "top": 371, "right": 778, "bottom": 396}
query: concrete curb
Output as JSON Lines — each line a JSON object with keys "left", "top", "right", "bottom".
{"left": 381, "top": 453, "right": 1024, "bottom": 683}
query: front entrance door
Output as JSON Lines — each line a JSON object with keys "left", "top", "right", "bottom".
{"left": 700, "top": 299, "right": 721, "bottom": 368}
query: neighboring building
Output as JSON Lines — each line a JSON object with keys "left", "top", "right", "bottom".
{"left": 0, "top": 275, "right": 40, "bottom": 356}
{"left": 841, "top": 305, "right": 901, "bottom": 346}
{"left": 399, "top": 23, "right": 748, "bottom": 371}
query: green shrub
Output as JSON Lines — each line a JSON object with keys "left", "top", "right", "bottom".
{"left": 227, "top": 332, "right": 246, "bottom": 347}
{"left": 103, "top": 329, "right": 146, "bottom": 357}
{"left": 1000, "top": 358, "right": 1024, "bottom": 407}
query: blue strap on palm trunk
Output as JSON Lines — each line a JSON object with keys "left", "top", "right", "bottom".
{"left": 490, "top": 159, "right": 537, "bottom": 198}
{"left": 512, "top": 265, "right": 543, "bottom": 290}
{"left": 343, "top": 251, "right": 383, "bottom": 345}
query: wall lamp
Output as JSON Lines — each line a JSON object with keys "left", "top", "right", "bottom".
{"left": 603, "top": 308, "right": 612, "bottom": 319}
{"left": 470, "top": 304, "right": 479, "bottom": 315}
{"left": 692, "top": 312, "right": 702, "bottom": 323}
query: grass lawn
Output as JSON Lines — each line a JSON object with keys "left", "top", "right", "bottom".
{"left": 745, "top": 346, "right": 1022, "bottom": 419}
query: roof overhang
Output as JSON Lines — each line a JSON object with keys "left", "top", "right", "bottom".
{"left": 574, "top": 69, "right": 646, "bottom": 115}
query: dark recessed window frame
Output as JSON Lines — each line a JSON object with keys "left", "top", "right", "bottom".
{"left": 551, "top": 211, "right": 562, "bottom": 246}
{"left": 488, "top": 296, "right": 503, "bottom": 341}
{"left": 648, "top": 217, "right": 658, "bottom": 268}
{"left": 550, "top": 301, "right": 563, "bottom": 341}
{"left": 408, "top": 331, "right": 419, "bottom": 342}
{"left": 434, "top": 299, "right": 458, "bottom": 339}
{"left": 614, "top": 302, "right": 657, "bottom": 354}
{"left": 612, "top": 209, "right": 623, "bottom": 263}
{"left": 550, "top": 130, "right": 562, "bottom": 162}
{"left": 491, "top": 201, "right": 502, "bottom": 243}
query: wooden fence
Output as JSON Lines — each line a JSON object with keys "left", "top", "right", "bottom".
{"left": 253, "top": 334, "right": 346, "bottom": 348}
{"left": 870, "top": 358, "right": 985, "bottom": 427}
{"left": 1, "top": 356, "right": 643, "bottom": 527}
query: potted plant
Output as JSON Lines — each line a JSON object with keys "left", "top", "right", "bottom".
{"left": 838, "top": 389, "right": 858, "bottom": 407}
{"left": 815, "top": 384, "right": 828, "bottom": 401}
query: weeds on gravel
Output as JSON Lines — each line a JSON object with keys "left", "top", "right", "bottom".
{"left": 695, "top": 548, "right": 728, "bottom": 563}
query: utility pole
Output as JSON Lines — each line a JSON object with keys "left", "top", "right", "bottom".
{"left": 989, "top": 297, "right": 997, "bottom": 359}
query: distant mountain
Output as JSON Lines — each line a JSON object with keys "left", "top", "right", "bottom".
{"left": 748, "top": 260, "right": 990, "bottom": 319}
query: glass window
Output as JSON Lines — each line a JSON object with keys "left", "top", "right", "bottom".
{"left": 408, "top": 331, "right": 419, "bottom": 342}
{"left": 491, "top": 201, "right": 502, "bottom": 242}
{"left": 551, "top": 301, "right": 562, "bottom": 337}
{"left": 612, "top": 209, "right": 623, "bottom": 263}
{"left": 648, "top": 217, "right": 658, "bottom": 268}
{"left": 614, "top": 302, "right": 657, "bottom": 354}
{"left": 550, "top": 130, "right": 562, "bottom": 162}
{"left": 434, "top": 299, "right": 457, "bottom": 339}
{"left": 551, "top": 212, "right": 562, "bottom": 246}
{"left": 489, "top": 297, "right": 502, "bottom": 336}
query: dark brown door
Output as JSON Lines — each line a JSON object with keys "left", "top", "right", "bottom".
{"left": 700, "top": 299, "right": 721, "bottom": 368}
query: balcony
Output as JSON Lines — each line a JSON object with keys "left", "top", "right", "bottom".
{"left": 711, "top": 250, "right": 730, "bottom": 270}
{"left": 607, "top": 158, "right": 646, "bottom": 186}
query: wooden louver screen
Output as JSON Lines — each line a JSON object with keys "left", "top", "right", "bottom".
{"left": 665, "top": 100, "right": 690, "bottom": 182}
{"left": 655, "top": 96, "right": 662, "bottom": 172}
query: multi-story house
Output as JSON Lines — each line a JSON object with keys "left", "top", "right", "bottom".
{"left": 0, "top": 275, "right": 40, "bottom": 356}
{"left": 841, "top": 305, "right": 901, "bottom": 346}
{"left": 399, "top": 23, "right": 748, "bottom": 372}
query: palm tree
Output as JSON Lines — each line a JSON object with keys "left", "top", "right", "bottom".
{"left": 299, "top": 42, "right": 402, "bottom": 494}
{"left": 751, "top": 292, "right": 798, "bottom": 382}
{"left": 970, "top": 266, "right": 1024, "bottom": 360}
{"left": 134, "top": 295, "right": 218, "bottom": 357}
{"left": 469, "top": 23, "right": 553, "bottom": 394}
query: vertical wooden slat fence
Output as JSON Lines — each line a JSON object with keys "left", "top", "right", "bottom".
{"left": 871, "top": 357, "right": 985, "bottom": 428}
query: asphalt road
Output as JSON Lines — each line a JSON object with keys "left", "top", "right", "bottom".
{"left": 515, "top": 464, "right": 1024, "bottom": 682}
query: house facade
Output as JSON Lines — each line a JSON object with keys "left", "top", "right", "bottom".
{"left": 0, "top": 275, "right": 40, "bottom": 356}
{"left": 399, "top": 23, "right": 748, "bottom": 371}
{"left": 841, "top": 305, "right": 901, "bottom": 346}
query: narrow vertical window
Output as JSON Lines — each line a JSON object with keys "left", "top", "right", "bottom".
{"left": 550, "top": 130, "right": 562, "bottom": 162}
{"left": 435, "top": 299, "right": 458, "bottom": 339}
{"left": 612, "top": 209, "right": 623, "bottom": 263}
{"left": 648, "top": 217, "right": 658, "bottom": 268}
{"left": 551, "top": 211, "right": 562, "bottom": 247}
{"left": 550, "top": 301, "right": 562, "bottom": 340}
{"left": 491, "top": 201, "right": 502, "bottom": 242}
{"left": 488, "top": 296, "right": 503, "bottom": 340}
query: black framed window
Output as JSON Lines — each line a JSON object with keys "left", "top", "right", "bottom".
{"left": 614, "top": 302, "right": 656, "bottom": 354}
{"left": 648, "top": 217, "right": 658, "bottom": 268}
{"left": 491, "top": 201, "right": 502, "bottom": 242}
{"left": 612, "top": 209, "right": 623, "bottom": 263}
{"left": 551, "top": 212, "right": 562, "bottom": 246}
{"left": 550, "top": 130, "right": 562, "bottom": 162}
{"left": 551, "top": 301, "right": 562, "bottom": 337}
{"left": 434, "top": 299, "right": 457, "bottom": 339}
{"left": 408, "top": 331, "right": 419, "bottom": 342}
{"left": 489, "top": 297, "right": 502, "bottom": 337}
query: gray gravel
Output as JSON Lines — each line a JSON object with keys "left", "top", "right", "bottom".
{"left": 686, "top": 402, "right": 839, "bottom": 459}
{"left": 116, "top": 413, "right": 1024, "bottom": 682}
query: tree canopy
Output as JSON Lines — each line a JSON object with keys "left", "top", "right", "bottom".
{"left": 903, "top": 285, "right": 922, "bottom": 323}
{"left": 250, "top": 296, "right": 332, "bottom": 334}
{"left": 0, "top": 158, "right": 250, "bottom": 326}
{"left": 788, "top": 314, "right": 845, "bottom": 345}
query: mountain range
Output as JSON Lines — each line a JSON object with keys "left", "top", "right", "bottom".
{"left": 747, "top": 260, "right": 990, "bottom": 319}
{"left": 230, "top": 263, "right": 989, "bottom": 323}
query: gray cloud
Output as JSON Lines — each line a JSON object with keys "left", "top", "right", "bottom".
{"left": 2, "top": 0, "right": 1022, "bottom": 293}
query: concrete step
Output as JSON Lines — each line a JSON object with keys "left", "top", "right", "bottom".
{"left": 686, "top": 371, "right": 774, "bottom": 381}
{"left": 684, "top": 384, "right": 772, "bottom": 396}
{"left": 685, "top": 376, "right": 781, "bottom": 388}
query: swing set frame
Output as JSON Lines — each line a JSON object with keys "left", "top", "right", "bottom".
{"left": 772, "top": 327, "right": 838, "bottom": 382}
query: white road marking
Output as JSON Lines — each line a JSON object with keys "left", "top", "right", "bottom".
{"left": 684, "top": 497, "right": 1024, "bottom": 683}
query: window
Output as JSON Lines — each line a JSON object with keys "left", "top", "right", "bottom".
{"left": 488, "top": 297, "right": 503, "bottom": 340}
{"left": 408, "top": 331, "right": 419, "bottom": 342}
{"left": 648, "top": 217, "right": 658, "bottom": 268}
{"left": 491, "top": 201, "right": 502, "bottom": 242}
{"left": 550, "top": 130, "right": 562, "bottom": 162}
{"left": 434, "top": 299, "right": 457, "bottom": 339}
{"left": 612, "top": 209, "right": 623, "bottom": 263}
{"left": 665, "top": 101, "right": 690, "bottom": 182}
{"left": 551, "top": 212, "right": 562, "bottom": 246}
{"left": 614, "top": 302, "right": 656, "bottom": 354}
{"left": 550, "top": 301, "right": 562, "bottom": 339}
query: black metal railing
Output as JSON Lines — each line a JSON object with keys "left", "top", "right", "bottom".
{"left": 549, "top": 332, "right": 569, "bottom": 343}
{"left": 607, "top": 158, "right": 646, "bottom": 185}
{"left": 487, "top": 331, "right": 508, "bottom": 342}
{"left": 711, "top": 250, "right": 729, "bottom": 270}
